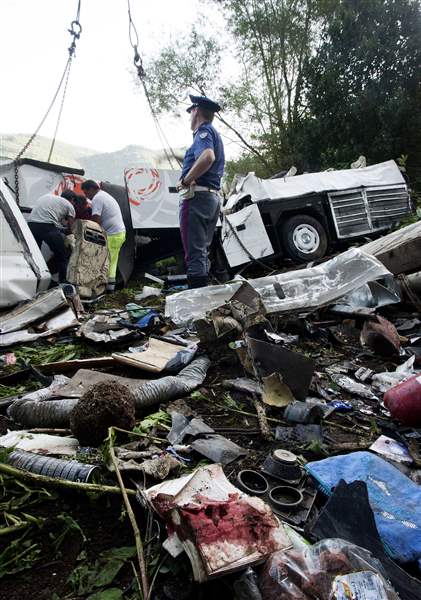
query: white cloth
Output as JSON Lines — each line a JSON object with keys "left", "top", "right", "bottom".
{"left": 29, "top": 193, "right": 75, "bottom": 226}
{"left": 91, "top": 190, "right": 125, "bottom": 235}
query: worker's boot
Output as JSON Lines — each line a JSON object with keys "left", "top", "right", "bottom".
{"left": 187, "top": 275, "right": 208, "bottom": 289}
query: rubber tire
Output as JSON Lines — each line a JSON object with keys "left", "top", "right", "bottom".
{"left": 281, "top": 214, "right": 328, "bottom": 263}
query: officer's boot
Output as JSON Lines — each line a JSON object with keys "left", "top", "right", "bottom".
{"left": 187, "top": 275, "right": 209, "bottom": 289}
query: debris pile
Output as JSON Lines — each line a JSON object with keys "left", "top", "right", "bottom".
{"left": 1, "top": 231, "right": 421, "bottom": 598}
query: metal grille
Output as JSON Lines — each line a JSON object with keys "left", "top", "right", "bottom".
{"left": 329, "top": 185, "right": 410, "bottom": 238}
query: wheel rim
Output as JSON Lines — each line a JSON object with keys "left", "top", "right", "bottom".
{"left": 292, "top": 223, "right": 320, "bottom": 254}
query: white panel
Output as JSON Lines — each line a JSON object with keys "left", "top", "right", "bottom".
{"left": 125, "top": 167, "right": 181, "bottom": 229}
{"left": 0, "top": 179, "right": 50, "bottom": 307}
{"left": 222, "top": 204, "right": 274, "bottom": 267}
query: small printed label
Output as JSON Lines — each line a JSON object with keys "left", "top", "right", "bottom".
{"left": 199, "top": 132, "right": 208, "bottom": 139}
{"left": 331, "top": 571, "right": 389, "bottom": 600}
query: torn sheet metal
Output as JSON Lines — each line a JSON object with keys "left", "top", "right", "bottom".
{"left": 167, "top": 413, "right": 246, "bottom": 465}
{"left": 113, "top": 338, "right": 189, "bottom": 373}
{"left": 222, "top": 204, "right": 274, "bottom": 267}
{"left": 332, "top": 279, "right": 401, "bottom": 315}
{"left": 190, "top": 434, "right": 246, "bottom": 465}
{"left": 166, "top": 248, "right": 392, "bottom": 326}
{"left": 167, "top": 413, "right": 214, "bottom": 445}
{"left": 362, "top": 220, "right": 421, "bottom": 275}
{"left": 0, "top": 430, "right": 78, "bottom": 456}
{"left": 246, "top": 335, "right": 315, "bottom": 401}
{"left": 0, "top": 307, "right": 78, "bottom": 347}
{"left": 0, "top": 287, "right": 67, "bottom": 334}
{"left": 145, "top": 464, "right": 290, "bottom": 582}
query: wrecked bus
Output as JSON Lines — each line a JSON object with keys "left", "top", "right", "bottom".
{"left": 221, "top": 160, "right": 411, "bottom": 267}
{"left": 0, "top": 158, "right": 411, "bottom": 305}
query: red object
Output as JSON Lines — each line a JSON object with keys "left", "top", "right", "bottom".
{"left": 384, "top": 374, "right": 421, "bottom": 426}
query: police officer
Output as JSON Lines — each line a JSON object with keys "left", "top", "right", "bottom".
{"left": 178, "top": 94, "right": 225, "bottom": 289}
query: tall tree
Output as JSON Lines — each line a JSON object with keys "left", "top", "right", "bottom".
{"left": 305, "top": 0, "right": 421, "bottom": 188}
{"left": 143, "top": 1, "right": 322, "bottom": 175}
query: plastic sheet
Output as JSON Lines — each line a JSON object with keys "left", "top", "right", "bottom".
{"left": 132, "top": 356, "right": 210, "bottom": 411}
{"left": 310, "top": 480, "right": 421, "bottom": 600}
{"left": 166, "top": 248, "right": 392, "bottom": 325}
{"left": 305, "top": 452, "right": 421, "bottom": 567}
{"left": 259, "top": 538, "right": 398, "bottom": 600}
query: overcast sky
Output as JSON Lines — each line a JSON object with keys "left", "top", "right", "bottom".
{"left": 1, "top": 0, "right": 227, "bottom": 154}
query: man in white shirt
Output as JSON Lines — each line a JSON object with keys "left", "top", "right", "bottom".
{"left": 28, "top": 190, "right": 76, "bottom": 282}
{"left": 81, "top": 180, "right": 126, "bottom": 292}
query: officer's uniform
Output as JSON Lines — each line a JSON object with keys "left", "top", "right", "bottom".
{"left": 179, "top": 96, "right": 225, "bottom": 289}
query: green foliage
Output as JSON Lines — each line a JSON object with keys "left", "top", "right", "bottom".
{"left": 0, "top": 530, "right": 42, "bottom": 578}
{"left": 144, "top": 0, "right": 421, "bottom": 192}
{"left": 222, "top": 392, "right": 240, "bottom": 410}
{"left": 87, "top": 589, "right": 124, "bottom": 600}
{"left": 0, "top": 474, "right": 86, "bottom": 580}
{"left": 134, "top": 410, "right": 171, "bottom": 434}
{"left": 190, "top": 390, "right": 208, "bottom": 402}
{"left": 305, "top": 0, "right": 421, "bottom": 187}
{"left": 51, "top": 513, "right": 86, "bottom": 552}
{"left": 68, "top": 546, "right": 136, "bottom": 596}
{"left": 144, "top": 26, "right": 221, "bottom": 115}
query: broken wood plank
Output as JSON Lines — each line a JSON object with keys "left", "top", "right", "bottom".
{"left": 362, "top": 221, "right": 421, "bottom": 275}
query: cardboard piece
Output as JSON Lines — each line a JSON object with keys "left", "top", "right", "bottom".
{"left": 113, "top": 338, "right": 186, "bottom": 373}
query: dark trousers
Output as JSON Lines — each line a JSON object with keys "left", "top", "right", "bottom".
{"left": 179, "top": 191, "right": 220, "bottom": 287}
{"left": 28, "top": 222, "right": 68, "bottom": 282}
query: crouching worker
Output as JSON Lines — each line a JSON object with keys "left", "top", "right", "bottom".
{"left": 28, "top": 189, "right": 76, "bottom": 282}
{"left": 81, "top": 180, "right": 126, "bottom": 293}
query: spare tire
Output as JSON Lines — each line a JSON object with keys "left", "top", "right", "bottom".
{"left": 281, "top": 214, "right": 328, "bottom": 263}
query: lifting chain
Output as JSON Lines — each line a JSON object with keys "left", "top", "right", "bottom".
{"left": 126, "top": 0, "right": 181, "bottom": 169}
{"left": 13, "top": 0, "right": 82, "bottom": 203}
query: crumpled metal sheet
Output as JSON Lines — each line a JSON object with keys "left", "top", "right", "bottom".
{"left": 165, "top": 248, "right": 393, "bottom": 325}
{"left": 0, "top": 287, "right": 67, "bottom": 334}
{"left": 0, "top": 307, "right": 78, "bottom": 347}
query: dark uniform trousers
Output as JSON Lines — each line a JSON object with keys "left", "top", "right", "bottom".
{"left": 179, "top": 191, "right": 220, "bottom": 288}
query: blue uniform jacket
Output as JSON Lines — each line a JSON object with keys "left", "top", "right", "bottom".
{"left": 181, "top": 122, "right": 225, "bottom": 190}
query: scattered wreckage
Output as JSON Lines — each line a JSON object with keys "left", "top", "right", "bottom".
{"left": 1, "top": 217, "right": 421, "bottom": 599}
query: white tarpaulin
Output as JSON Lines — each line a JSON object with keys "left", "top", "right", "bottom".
{"left": 165, "top": 247, "right": 393, "bottom": 325}
{"left": 125, "top": 167, "right": 181, "bottom": 229}
{"left": 0, "top": 179, "right": 50, "bottom": 308}
{"left": 225, "top": 160, "right": 405, "bottom": 211}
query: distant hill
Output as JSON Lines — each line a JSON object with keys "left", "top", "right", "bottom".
{"left": 0, "top": 134, "right": 184, "bottom": 184}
